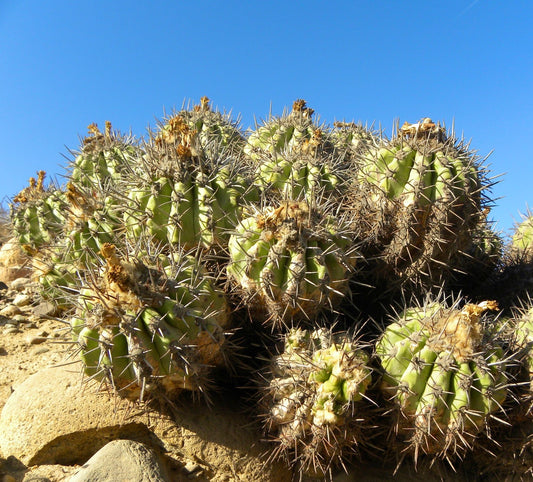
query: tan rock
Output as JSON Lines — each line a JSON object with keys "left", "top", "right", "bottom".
{"left": 0, "top": 365, "right": 292, "bottom": 481}
{"left": 0, "top": 305, "right": 22, "bottom": 318}
{"left": 69, "top": 440, "right": 170, "bottom": 482}
{"left": 9, "top": 277, "right": 32, "bottom": 292}
{"left": 12, "top": 294, "right": 31, "bottom": 307}
{"left": 0, "top": 240, "right": 31, "bottom": 284}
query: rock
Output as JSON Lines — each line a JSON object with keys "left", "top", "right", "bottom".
{"left": 0, "top": 305, "right": 22, "bottom": 318}
{"left": 0, "top": 455, "right": 26, "bottom": 482}
{"left": 26, "top": 336, "right": 47, "bottom": 346}
{"left": 2, "top": 327, "right": 20, "bottom": 335}
{"left": 69, "top": 440, "right": 170, "bottom": 482}
{"left": 0, "top": 240, "right": 31, "bottom": 284}
{"left": 32, "top": 347, "right": 49, "bottom": 355}
{"left": 12, "top": 294, "right": 31, "bottom": 307}
{"left": 0, "top": 366, "right": 158, "bottom": 467}
{"left": 0, "top": 365, "right": 292, "bottom": 481}
{"left": 9, "top": 278, "right": 32, "bottom": 292}
{"left": 31, "top": 302, "right": 58, "bottom": 318}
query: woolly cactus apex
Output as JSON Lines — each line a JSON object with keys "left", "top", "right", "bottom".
{"left": 375, "top": 299, "right": 509, "bottom": 465}
{"left": 261, "top": 327, "right": 373, "bottom": 477}
{"left": 227, "top": 201, "right": 358, "bottom": 326}
{"left": 10, "top": 170, "right": 68, "bottom": 253}
{"left": 331, "top": 120, "right": 378, "bottom": 161}
{"left": 155, "top": 96, "right": 245, "bottom": 159}
{"left": 245, "top": 100, "right": 345, "bottom": 203}
{"left": 72, "top": 243, "right": 230, "bottom": 400}
{"left": 68, "top": 121, "right": 139, "bottom": 189}
{"left": 349, "top": 117, "right": 491, "bottom": 294}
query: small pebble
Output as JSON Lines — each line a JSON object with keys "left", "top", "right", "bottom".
{"left": 10, "top": 277, "right": 32, "bottom": 291}
{"left": 32, "top": 301, "right": 57, "bottom": 318}
{"left": 33, "top": 346, "right": 50, "bottom": 355}
{"left": 3, "top": 326, "right": 20, "bottom": 335}
{"left": 0, "top": 305, "right": 22, "bottom": 317}
{"left": 12, "top": 314, "right": 27, "bottom": 323}
{"left": 27, "top": 336, "right": 48, "bottom": 345}
{"left": 183, "top": 460, "right": 202, "bottom": 475}
{"left": 12, "top": 293, "right": 31, "bottom": 307}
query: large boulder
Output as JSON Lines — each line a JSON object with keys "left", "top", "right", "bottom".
{"left": 0, "top": 365, "right": 291, "bottom": 481}
{"left": 0, "top": 239, "right": 31, "bottom": 284}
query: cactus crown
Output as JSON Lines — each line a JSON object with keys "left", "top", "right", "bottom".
{"left": 12, "top": 170, "right": 47, "bottom": 204}
{"left": 423, "top": 300, "right": 499, "bottom": 362}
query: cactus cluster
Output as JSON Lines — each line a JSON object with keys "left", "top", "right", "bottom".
{"left": 8, "top": 98, "right": 533, "bottom": 480}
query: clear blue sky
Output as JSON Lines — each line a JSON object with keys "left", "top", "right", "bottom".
{"left": 1, "top": 1, "right": 531, "bottom": 237}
